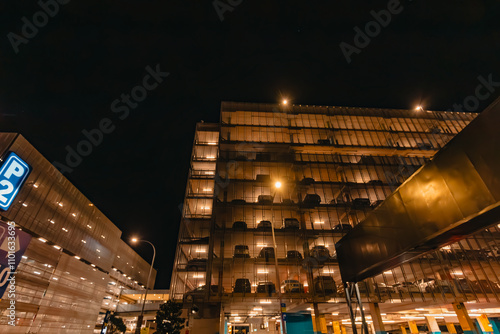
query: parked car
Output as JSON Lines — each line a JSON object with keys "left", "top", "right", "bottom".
{"left": 393, "top": 282, "right": 420, "bottom": 293}
{"left": 186, "top": 258, "right": 207, "bottom": 271}
{"left": 303, "top": 194, "right": 321, "bottom": 206}
{"left": 317, "top": 139, "right": 330, "bottom": 145}
{"left": 257, "top": 220, "right": 272, "bottom": 230}
{"left": 231, "top": 199, "right": 246, "bottom": 205}
{"left": 256, "top": 174, "right": 271, "bottom": 182}
{"left": 281, "top": 280, "right": 304, "bottom": 293}
{"left": 256, "top": 282, "right": 276, "bottom": 294}
{"left": 471, "top": 280, "right": 500, "bottom": 293}
{"left": 373, "top": 282, "right": 395, "bottom": 294}
{"left": 415, "top": 278, "right": 435, "bottom": 292}
{"left": 281, "top": 198, "right": 295, "bottom": 205}
{"left": 232, "top": 221, "right": 247, "bottom": 230}
{"left": 333, "top": 223, "right": 352, "bottom": 232}
{"left": 313, "top": 276, "right": 336, "bottom": 295}
{"left": 283, "top": 218, "right": 300, "bottom": 229}
{"left": 416, "top": 278, "right": 453, "bottom": 293}
{"left": 286, "top": 250, "right": 303, "bottom": 260}
{"left": 454, "top": 278, "right": 474, "bottom": 293}
{"left": 356, "top": 281, "right": 369, "bottom": 295}
{"left": 352, "top": 198, "right": 371, "bottom": 208}
{"left": 184, "top": 285, "right": 223, "bottom": 302}
{"left": 299, "top": 177, "right": 315, "bottom": 185}
{"left": 234, "top": 245, "right": 250, "bottom": 258}
{"left": 233, "top": 278, "right": 252, "bottom": 293}
{"left": 310, "top": 246, "right": 330, "bottom": 261}
{"left": 258, "top": 247, "right": 275, "bottom": 260}
{"left": 258, "top": 195, "right": 274, "bottom": 204}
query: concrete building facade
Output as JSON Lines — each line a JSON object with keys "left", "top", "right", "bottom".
{"left": 0, "top": 133, "right": 156, "bottom": 333}
{"left": 170, "top": 102, "right": 500, "bottom": 334}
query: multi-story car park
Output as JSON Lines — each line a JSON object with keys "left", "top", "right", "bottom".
{"left": 170, "top": 101, "right": 500, "bottom": 334}
{"left": 0, "top": 133, "right": 156, "bottom": 334}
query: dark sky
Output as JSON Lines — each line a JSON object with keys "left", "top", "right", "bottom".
{"left": 1, "top": 0, "right": 500, "bottom": 288}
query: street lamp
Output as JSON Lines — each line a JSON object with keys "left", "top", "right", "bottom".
{"left": 131, "top": 238, "right": 156, "bottom": 334}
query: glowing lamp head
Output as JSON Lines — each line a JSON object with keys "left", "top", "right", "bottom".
{"left": 275, "top": 181, "right": 282, "bottom": 189}
{"left": 131, "top": 238, "right": 138, "bottom": 243}
{"left": 416, "top": 105, "right": 423, "bottom": 111}
{"left": 282, "top": 99, "right": 288, "bottom": 105}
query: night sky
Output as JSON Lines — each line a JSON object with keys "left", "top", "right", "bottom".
{"left": 1, "top": 0, "right": 500, "bottom": 288}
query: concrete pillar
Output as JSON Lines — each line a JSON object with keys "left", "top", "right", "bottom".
{"left": 408, "top": 320, "right": 419, "bottom": 334}
{"left": 312, "top": 314, "right": 327, "bottom": 334}
{"left": 369, "top": 303, "right": 386, "bottom": 334}
{"left": 452, "top": 302, "right": 476, "bottom": 334}
{"left": 477, "top": 314, "right": 493, "bottom": 334}
{"left": 400, "top": 325, "right": 408, "bottom": 334}
{"left": 425, "top": 316, "right": 441, "bottom": 334}
{"left": 341, "top": 324, "right": 347, "bottom": 334}
{"left": 333, "top": 321, "right": 342, "bottom": 334}
{"left": 445, "top": 322, "right": 457, "bottom": 334}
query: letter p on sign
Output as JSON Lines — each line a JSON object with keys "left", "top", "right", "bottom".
{"left": 0, "top": 152, "right": 31, "bottom": 211}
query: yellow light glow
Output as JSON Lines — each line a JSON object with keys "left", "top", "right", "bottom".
{"left": 131, "top": 238, "right": 138, "bottom": 243}
{"left": 275, "top": 181, "right": 282, "bottom": 189}
{"left": 282, "top": 99, "right": 288, "bottom": 105}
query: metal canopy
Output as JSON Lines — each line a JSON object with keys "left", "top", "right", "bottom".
{"left": 336, "top": 97, "right": 500, "bottom": 283}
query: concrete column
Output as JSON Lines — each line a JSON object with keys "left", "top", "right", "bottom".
{"left": 333, "top": 321, "right": 342, "bottom": 334}
{"left": 369, "top": 303, "right": 386, "bottom": 334}
{"left": 408, "top": 320, "right": 419, "bottom": 334}
{"left": 341, "top": 324, "right": 347, "bottom": 334}
{"left": 445, "top": 322, "right": 457, "bottom": 334}
{"left": 312, "top": 314, "right": 327, "bottom": 334}
{"left": 477, "top": 314, "right": 494, "bottom": 334}
{"left": 425, "top": 316, "right": 441, "bottom": 334}
{"left": 400, "top": 325, "right": 408, "bottom": 334}
{"left": 452, "top": 302, "right": 476, "bottom": 334}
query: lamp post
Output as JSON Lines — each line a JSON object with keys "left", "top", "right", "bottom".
{"left": 131, "top": 238, "right": 156, "bottom": 334}
{"left": 271, "top": 181, "right": 286, "bottom": 334}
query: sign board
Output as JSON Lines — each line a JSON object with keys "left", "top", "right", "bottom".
{"left": 281, "top": 303, "right": 286, "bottom": 312}
{"left": 0, "top": 220, "right": 32, "bottom": 298}
{"left": 0, "top": 152, "right": 31, "bottom": 211}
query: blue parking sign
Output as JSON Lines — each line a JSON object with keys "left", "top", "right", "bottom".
{"left": 0, "top": 152, "right": 31, "bottom": 211}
